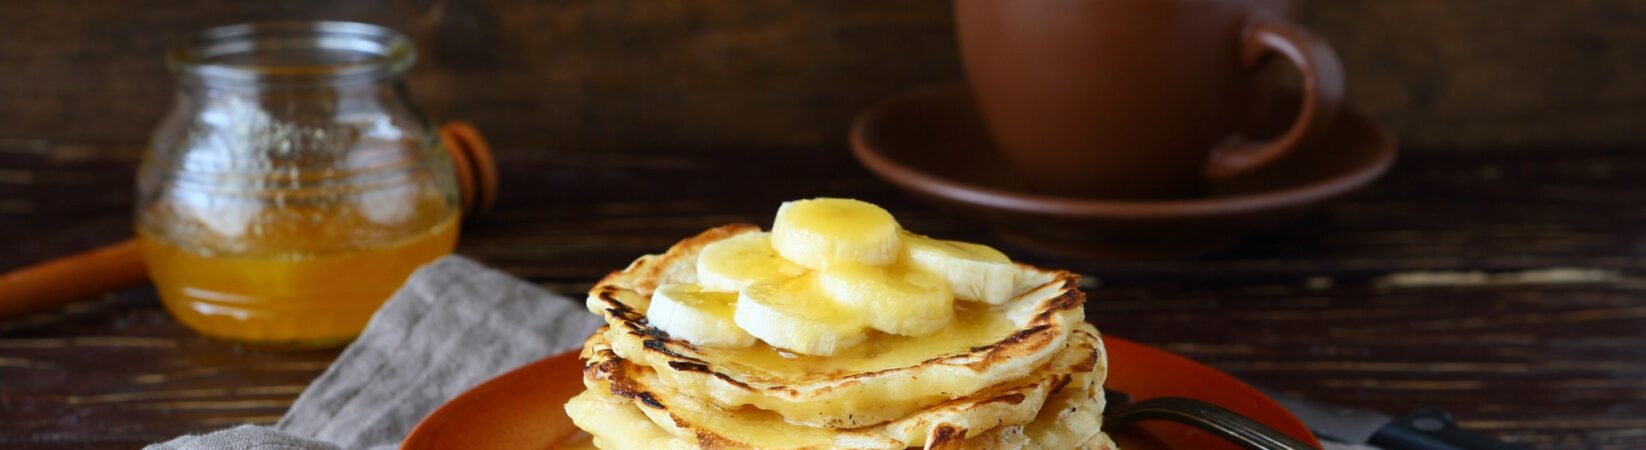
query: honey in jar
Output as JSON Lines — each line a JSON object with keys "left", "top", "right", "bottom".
{"left": 137, "top": 22, "right": 461, "bottom": 347}
{"left": 137, "top": 194, "right": 458, "bottom": 346}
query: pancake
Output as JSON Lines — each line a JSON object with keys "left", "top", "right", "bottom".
{"left": 565, "top": 387, "right": 698, "bottom": 450}
{"left": 585, "top": 224, "right": 1086, "bottom": 428}
{"left": 565, "top": 365, "right": 1111, "bottom": 450}
{"left": 578, "top": 323, "right": 1105, "bottom": 449}
{"left": 942, "top": 375, "right": 1113, "bottom": 450}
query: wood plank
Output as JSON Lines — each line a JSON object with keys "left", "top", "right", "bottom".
{"left": 2, "top": 145, "right": 1644, "bottom": 448}
{"left": 5, "top": 1, "right": 1646, "bottom": 151}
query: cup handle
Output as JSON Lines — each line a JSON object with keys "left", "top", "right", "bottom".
{"left": 1204, "top": 15, "right": 1346, "bottom": 181}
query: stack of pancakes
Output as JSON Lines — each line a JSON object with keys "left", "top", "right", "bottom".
{"left": 567, "top": 225, "right": 1117, "bottom": 449}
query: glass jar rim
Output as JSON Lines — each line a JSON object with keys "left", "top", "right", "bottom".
{"left": 167, "top": 21, "right": 416, "bottom": 85}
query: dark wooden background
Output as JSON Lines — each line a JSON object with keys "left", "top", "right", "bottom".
{"left": 7, "top": 0, "right": 1646, "bottom": 153}
{"left": 3, "top": 1, "right": 1646, "bottom": 449}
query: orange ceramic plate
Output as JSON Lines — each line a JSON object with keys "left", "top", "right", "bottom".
{"left": 402, "top": 336, "right": 1320, "bottom": 450}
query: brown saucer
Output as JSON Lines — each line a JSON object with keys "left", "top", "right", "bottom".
{"left": 850, "top": 82, "right": 1396, "bottom": 258}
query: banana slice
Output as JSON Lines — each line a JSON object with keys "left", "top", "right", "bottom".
{"left": 648, "top": 284, "right": 756, "bottom": 348}
{"left": 734, "top": 275, "right": 867, "bottom": 355}
{"left": 904, "top": 233, "right": 1016, "bottom": 305}
{"left": 817, "top": 263, "right": 954, "bottom": 336}
{"left": 771, "top": 198, "right": 902, "bottom": 270}
{"left": 696, "top": 232, "right": 806, "bottom": 292}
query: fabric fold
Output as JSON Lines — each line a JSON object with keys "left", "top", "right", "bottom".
{"left": 146, "top": 256, "right": 602, "bottom": 450}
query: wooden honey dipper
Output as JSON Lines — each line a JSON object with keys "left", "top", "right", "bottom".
{"left": 0, "top": 122, "right": 497, "bottom": 320}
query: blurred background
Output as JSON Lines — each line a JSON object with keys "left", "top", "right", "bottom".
{"left": 5, "top": 0, "right": 1644, "bottom": 153}
{"left": 8, "top": 0, "right": 1646, "bottom": 265}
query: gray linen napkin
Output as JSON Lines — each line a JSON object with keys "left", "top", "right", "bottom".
{"left": 146, "top": 255, "right": 1374, "bottom": 450}
{"left": 146, "top": 256, "right": 603, "bottom": 450}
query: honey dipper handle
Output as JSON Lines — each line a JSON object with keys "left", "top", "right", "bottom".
{"left": 0, "top": 122, "right": 496, "bottom": 321}
{"left": 0, "top": 239, "right": 147, "bottom": 320}
{"left": 440, "top": 121, "right": 498, "bottom": 215}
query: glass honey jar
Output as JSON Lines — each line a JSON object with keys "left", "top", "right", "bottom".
{"left": 137, "top": 22, "right": 460, "bottom": 348}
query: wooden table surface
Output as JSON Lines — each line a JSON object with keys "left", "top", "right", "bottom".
{"left": 3, "top": 139, "right": 1644, "bottom": 449}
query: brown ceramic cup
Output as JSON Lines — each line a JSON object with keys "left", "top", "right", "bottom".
{"left": 956, "top": 0, "right": 1344, "bottom": 199}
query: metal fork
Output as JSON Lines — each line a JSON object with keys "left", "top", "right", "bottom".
{"left": 1103, "top": 390, "right": 1319, "bottom": 450}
